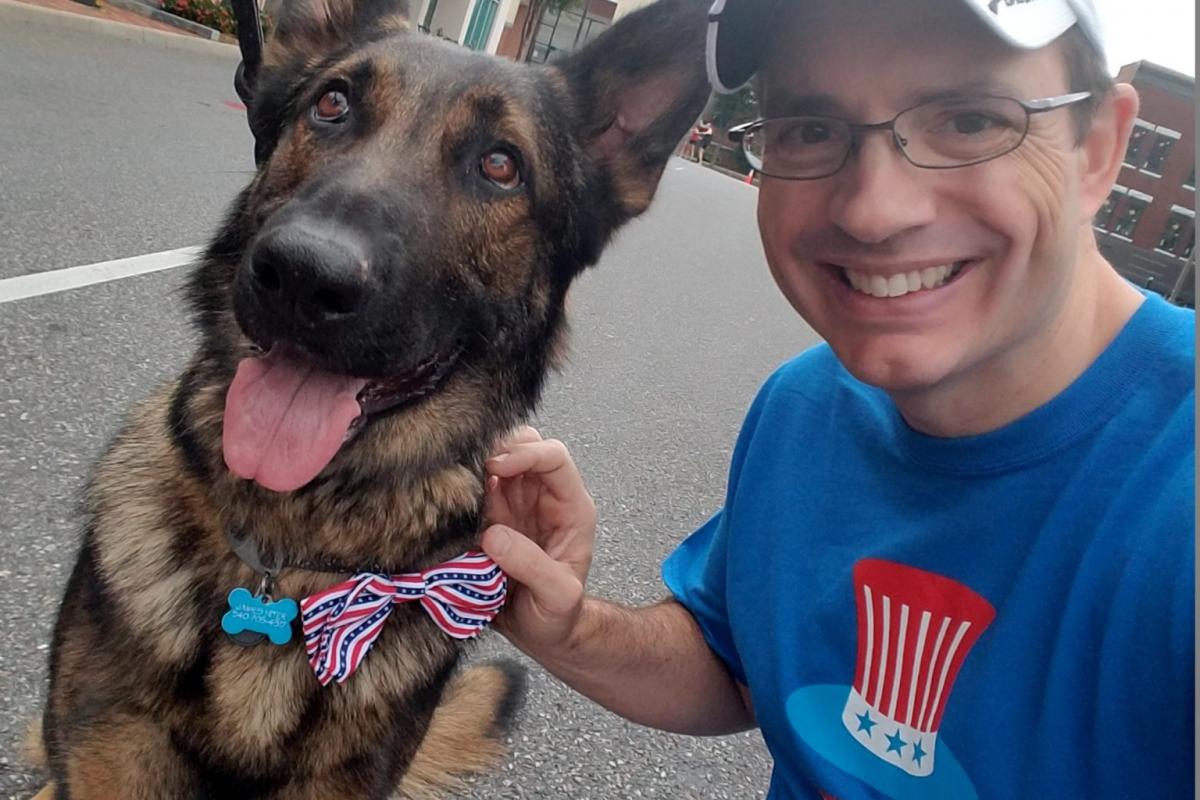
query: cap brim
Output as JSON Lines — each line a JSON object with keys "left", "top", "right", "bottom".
{"left": 707, "top": 0, "right": 776, "bottom": 94}
{"left": 958, "top": 0, "right": 1080, "bottom": 50}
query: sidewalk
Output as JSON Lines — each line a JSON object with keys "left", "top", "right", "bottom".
{"left": 12, "top": 0, "right": 209, "bottom": 38}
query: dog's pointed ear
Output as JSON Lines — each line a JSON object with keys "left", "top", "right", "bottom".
{"left": 559, "top": 0, "right": 711, "bottom": 223}
{"left": 264, "top": 0, "right": 411, "bottom": 66}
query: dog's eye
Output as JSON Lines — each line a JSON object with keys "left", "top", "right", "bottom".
{"left": 480, "top": 150, "right": 521, "bottom": 189}
{"left": 313, "top": 89, "right": 350, "bottom": 124}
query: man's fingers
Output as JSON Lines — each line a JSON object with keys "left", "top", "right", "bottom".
{"left": 510, "top": 425, "right": 543, "bottom": 444}
{"left": 491, "top": 426, "right": 543, "bottom": 457}
{"left": 483, "top": 475, "right": 517, "bottom": 529}
{"left": 485, "top": 439, "right": 587, "bottom": 498}
{"left": 483, "top": 525, "right": 580, "bottom": 615}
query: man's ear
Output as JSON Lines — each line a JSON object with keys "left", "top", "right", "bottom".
{"left": 1078, "top": 83, "right": 1140, "bottom": 222}
{"left": 559, "top": 0, "right": 712, "bottom": 224}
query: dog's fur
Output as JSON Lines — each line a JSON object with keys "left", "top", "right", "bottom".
{"left": 35, "top": 0, "right": 711, "bottom": 797}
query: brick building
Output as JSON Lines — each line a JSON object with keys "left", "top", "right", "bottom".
{"left": 494, "top": 0, "right": 618, "bottom": 62}
{"left": 1094, "top": 61, "right": 1195, "bottom": 307}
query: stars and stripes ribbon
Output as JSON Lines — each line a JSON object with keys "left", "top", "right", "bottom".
{"left": 299, "top": 551, "right": 506, "bottom": 686}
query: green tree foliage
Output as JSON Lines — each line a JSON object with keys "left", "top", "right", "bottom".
{"left": 708, "top": 84, "right": 758, "bottom": 132}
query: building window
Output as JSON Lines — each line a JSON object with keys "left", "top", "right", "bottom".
{"left": 1095, "top": 190, "right": 1121, "bottom": 230}
{"left": 1183, "top": 235, "right": 1194, "bottom": 261}
{"left": 1185, "top": 169, "right": 1195, "bottom": 191}
{"left": 527, "top": 3, "right": 611, "bottom": 63}
{"left": 1111, "top": 193, "right": 1150, "bottom": 239}
{"left": 463, "top": 0, "right": 500, "bottom": 50}
{"left": 1141, "top": 129, "right": 1180, "bottom": 176}
{"left": 1124, "top": 121, "right": 1153, "bottom": 167}
{"left": 1158, "top": 215, "right": 1188, "bottom": 253}
{"left": 419, "top": 0, "right": 437, "bottom": 32}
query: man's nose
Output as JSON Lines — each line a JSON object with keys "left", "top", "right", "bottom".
{"left": 826, "top": 133, "right": 937, "bottom": 245}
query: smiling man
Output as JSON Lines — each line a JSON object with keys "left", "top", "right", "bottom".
{"left": 480, "top": 0, "right": 1196, "bottom": 797}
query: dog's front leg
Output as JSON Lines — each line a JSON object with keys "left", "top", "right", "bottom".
{"left": 48, "top": 712, "right": 202, "bottom": 800}
{"left": 272, "top": 771, "right": 393, "bottom": 800}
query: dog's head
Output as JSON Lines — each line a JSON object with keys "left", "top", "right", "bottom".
{"left": 188, "top": 0, "right": 709, "bottom": 494}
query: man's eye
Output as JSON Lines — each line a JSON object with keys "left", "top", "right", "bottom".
{"left": 779, "top": 121, "right": 831, "bottom": 146}
{"left": 951, "top": 112, "right": 997, "bottom": 135}
{"left": 800, "top": 122, "right": 832, "bottom": 143}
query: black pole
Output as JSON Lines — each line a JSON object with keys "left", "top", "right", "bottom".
{"left": 232, "top": 0, "right": 264, "bottom": 105}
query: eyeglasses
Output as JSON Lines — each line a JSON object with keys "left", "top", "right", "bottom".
{"left": 728, "top": 92, "right": 1092, "bottom": 180}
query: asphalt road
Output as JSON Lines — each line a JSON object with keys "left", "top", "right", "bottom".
{"left": 0, "top": 15, "right": 823, "bottom": 799}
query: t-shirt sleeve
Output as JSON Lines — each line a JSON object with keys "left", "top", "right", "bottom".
{"left": 659, "top": 359, "right": 800, "bottom": 687}
{"left": 662, "top": 509, "right": 746, "bottom": 685}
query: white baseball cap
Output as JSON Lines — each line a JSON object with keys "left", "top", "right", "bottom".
{"left": 707, "top": 0, "right": 1106, "bottom": 93}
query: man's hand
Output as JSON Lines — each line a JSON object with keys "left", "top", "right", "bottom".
{"left": 481, "top": 428, "right": 754, "bottom": 736}
{"left": 482, "top": 426, "right": 597, "bottom": 655}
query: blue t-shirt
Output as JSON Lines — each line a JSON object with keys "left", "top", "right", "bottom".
{"left": 664, "top": 294, "right": 1194, "bottom": 800}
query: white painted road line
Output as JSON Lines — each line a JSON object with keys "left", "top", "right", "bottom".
{"left": 0, "top": 246, "right": 203, "bottom": 304}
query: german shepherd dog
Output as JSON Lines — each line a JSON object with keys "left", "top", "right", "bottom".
{"left": 33, "top": 0, "right": 710, "bottom": 796}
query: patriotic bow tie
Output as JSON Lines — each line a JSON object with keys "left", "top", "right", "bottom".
{"left": 300, "top": 551, "right": 507, "bottom": 686}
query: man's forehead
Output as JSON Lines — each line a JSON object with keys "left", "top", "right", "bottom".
{"left": 764, "top": 80, "right": 1029, "bottom": 118}
{"left": 759, "top": 0, "right": 1061, "bottom": 114}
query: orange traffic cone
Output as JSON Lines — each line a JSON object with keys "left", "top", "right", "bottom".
{"left": 743, "top": 169, "right": 755, "bottom": 185}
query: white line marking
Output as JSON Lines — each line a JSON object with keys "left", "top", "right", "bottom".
{"left": 0, "top": 246, "right": 203, "bottom": 304}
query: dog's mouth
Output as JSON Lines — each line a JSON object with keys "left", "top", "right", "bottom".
{"left": 222, "top": 345, "right": 461, "bottom": 493}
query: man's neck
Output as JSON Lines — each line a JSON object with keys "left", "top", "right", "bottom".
{"left": 892, "top": 251, "right": 1145, "bottom": 439}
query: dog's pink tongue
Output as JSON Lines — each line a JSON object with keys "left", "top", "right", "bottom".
{"left": 223, "top": 355, "right": 367, "bottom": 492}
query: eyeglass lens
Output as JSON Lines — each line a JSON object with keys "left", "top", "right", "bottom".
{"left": 742, "top": 96, "right": 1031, "bottom": 178}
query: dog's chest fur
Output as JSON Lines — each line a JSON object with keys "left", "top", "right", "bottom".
{"left": 80, "top": 381, "right": 468, "bottom": 775}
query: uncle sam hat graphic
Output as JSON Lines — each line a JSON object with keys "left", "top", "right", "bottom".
{"left": 787, "top": 559, "right": 996, "bottom": 799}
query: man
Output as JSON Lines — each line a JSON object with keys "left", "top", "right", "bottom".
{"left": 481, "top": 0, "right": 1195, "bottom": 797}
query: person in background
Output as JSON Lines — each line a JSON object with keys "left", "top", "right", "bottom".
{"left": 696, "top": 118, "right": 714, "bottom": 162}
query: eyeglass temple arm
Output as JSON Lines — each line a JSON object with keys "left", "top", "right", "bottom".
{"left": 1023, "top": 91, "right": 1092, "bottom": 112}
{"left": 727, "top": 120, "right": 758, "bottom": 143}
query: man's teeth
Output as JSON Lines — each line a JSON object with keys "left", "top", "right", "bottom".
{"left": 844, "top": 263, "right": 963, "bottom": 298}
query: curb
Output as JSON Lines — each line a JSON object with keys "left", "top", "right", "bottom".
{"left": 683, "top": 158, "right": 760, "bottom": 187}
{"left": 703, "top": 162, "right": 760, "bottom": 186}
{"left": 105, "top": 0, "right": 221, "bottom": 41}
{"left": 0, "top": 0, "right": 239, "bottom": 58}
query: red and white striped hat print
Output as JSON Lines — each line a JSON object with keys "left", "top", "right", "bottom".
{"left": 840, "top": 559, "right": 996, "bottom": 778}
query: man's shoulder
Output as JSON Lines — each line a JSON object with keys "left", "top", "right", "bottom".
{"left": 1151, "top": 299, "right": 1194, "bottom": 377}
{"left": 766, "top": 344, "right": 844, "bottom": 390}
{"left": 1132, "top": 294, "right": 1194, "bottom": 361}
{"left": 739, "top": 345, "right": 886, "bottom": 447}
{"left": 1117, "top": 295, "right": 1194, "bottom": 407}
{"left": 761, "top": 344, "right": 885, "bottom": 407}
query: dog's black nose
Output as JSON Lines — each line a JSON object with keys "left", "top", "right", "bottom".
{"left": 249, "top": 222, "right": 374, "bottom": 326}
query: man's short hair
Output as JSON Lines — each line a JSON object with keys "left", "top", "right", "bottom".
{"left": 1061, "top": 25, "right": 1115, "bottom": 143}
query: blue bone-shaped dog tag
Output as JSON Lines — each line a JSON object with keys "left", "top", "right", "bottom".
{"left": 221, "top": 588, "right": 298, "bottom": 645}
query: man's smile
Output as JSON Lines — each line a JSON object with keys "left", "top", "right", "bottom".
{"left": 819, "top": 260, "right": 978, "bottom": 299}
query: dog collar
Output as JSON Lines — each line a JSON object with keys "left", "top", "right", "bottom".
{"left": 222, "top": 529, "right": 507, "bottom": 684}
